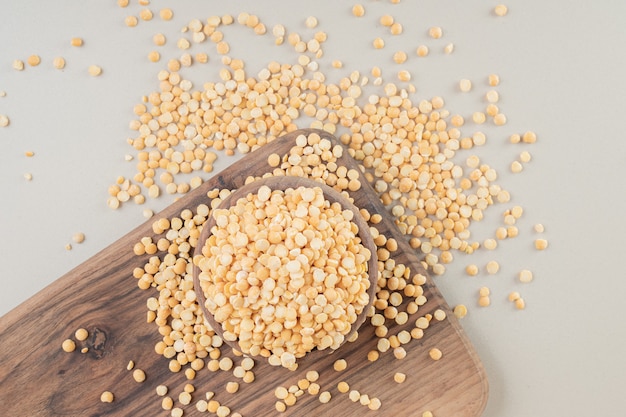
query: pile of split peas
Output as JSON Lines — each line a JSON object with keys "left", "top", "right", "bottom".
{"left": 196, "top": 184, "right": 373, "bottom": 368}
{"left": 44, "top": 2, "right": 549, "bottom": 416}
{"left": 130, "top": 130, "right": 446, "bottom": 414}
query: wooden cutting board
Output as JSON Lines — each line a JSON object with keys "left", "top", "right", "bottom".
{"left": 0, "top": 129, "right": 488, "bottom": 417}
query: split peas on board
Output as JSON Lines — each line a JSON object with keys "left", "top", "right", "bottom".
{"left": 33, "top": 3, "right": 544, "bottom": 414}
{"left": 128, "top": 131, "right": 452, "bottom": 414}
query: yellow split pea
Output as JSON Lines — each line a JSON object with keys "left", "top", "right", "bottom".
{"left": 88, "top": 65, "right": 102, "bottom": 76}
{"left": 159, "top": 8, "right": 173, "bottom": 20}
{"left": 61, "top": 339, "right": 76, "bottom": 352}
{"left": 53, "top": 57, "right": 65, "bottom": 69}
{"left": 429, "top": 348, "right": 442, "bottom": 361}
{"left": 74, "top": 327, "right": 88, "bottom": 340}
{"left": 453, "top": 304, "right": 468, "bottom": 319}
{"left": 0, "top": 115, "right": 10, "bottom": 127}
{"left": 428, "top": 26, "right": 443, "bottom": 39}
{"left": 494, "top": 5, "right": 508, "bottom": 16}
{"left": 100, "top": 391, "right": 114, "bottom": 403}
{"left": 27, "top": 55, "right": 41, "bottom": 66}
{"left": 133, "top": 369, "right": 146, "bottom": 382}
{"left": 72, "top": 233, "right": 85, "bottom": 244}
{"left": 394, "top": 372, "right": 406, "bottom": 383}
{"left": 13, "top": 60, "right": 25, "bottom": 71}
{"left": 416, "top": 45, "right": 429, "bottom": 57}
{"left": 333, "top": 359, "right": 348, "bottom": 371}
{"left": 352, "top": 4, "right": 365, "bottom": 17}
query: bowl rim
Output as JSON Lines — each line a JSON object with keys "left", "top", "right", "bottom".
{"left": 192, "top": 175, "right": 379, "bottom": 357}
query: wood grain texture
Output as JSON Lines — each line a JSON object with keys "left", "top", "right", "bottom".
{"left": 0, "top": 129, "right": 488, "bottom": 417}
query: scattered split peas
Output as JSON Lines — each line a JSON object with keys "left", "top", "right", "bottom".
{"left": 380, "top": 15, "right": 394, "bottom": 27}
{"left": 135, "top": 135, "right": 359, "bottom": 401}
{"left": 159, "top": 8, "right": 173, "bottom": 20}
{"left": 130, "top": 129, "right": 442, "bottom": 414}
{"left": 12, "top": 60, "right": 25, "bottom": 71}
{"left": 113, "top": 33, "right": 521, "bottom": 282}
{"left": 523, "top": 131, "right": 538, "bottom": 143}
{"left": 226, "top": 381, "right": 239, "bottom": 393}
{"left": 53, "top": 57, "right": 66, "bottom": 69}
{"left": 109, "top": 11, "right": 546, "bottom": 412}
{"left": 125, "top": 15, "right": 138, "bottom": 27}
{"left": 27, "top": 55, "right": 41, "bottom": 66}
{"left": 390, "top": 23, "right": 403, "bottom": 35}
{"left": 333, "top": 359, "right": 348, "bottom": 372}
{"left": 74, "top": 327, "right": 88, "bottom": 340}
{"left": 88, "top": 65, "right": 102, "bottom": 76}
{"left": 393, "top": 51, "right": 407, "bottom": 64}
{"left": 178, "top": 392, "right": 192, "bottom": 405}
{"left": 398, "top": 70, "right": 411, "bottom": 82}
{"left": 486, "top": 260, "right": 500, "bottom": 275}
{"left": 483, "top": 238, "right": 497, "bottom": 250}
{"left": 519, "top": 269, "right": 533, "bottom": 283}
{"left": 139, "top": 9, "right": 153, "bottom": 21}
{"left": 133, "top": 369, "right": 146, "bottom": 382}
{"left": 100, "top": 391, "right": 114, "bottom": 403}
{"left": 478, "top": 287, "right": 491, "bottom": 307}
{"left": 373, "top": 37, "right": 385, "bottom": 49}
{"left": 62, "top": 339, "right": 76, "bottom": 353}
{"left": 453, "top": 304, "right": 467, "bottom": 319}
{"left": 319, "top": 391, "right": 332, "bottom": 403}
{"left": 305, "top": 16, "right": 318, "bottom": 29}
{"left": 72, "top": 233, "right": 85, "bottom": 244}
{"left": 465, "top": 264, "right": 479, "bottom": 276}
{"left": 429, "top": 348, "right": 442, "bottom": 361}
{"left": 534, "top": 238, "right": 549, "bottom": 250}
{"left": 416, "top": 45, "right": 429, "bottom": 57}
{"left": 428, "top": 26, "right": 443, "bottom": 39}
{"left": 148, "top": 51, "right": 160, "bottom": 62}
{"left": 494, "top": 5, "right": 509, "bottom": 16}
{"left": 459, "top": 79, "right": 472, "bottom": 92}
{"left": 509, "top": 292, "right": 525, "bottom": 309}
{"left": 352, "top": 4, "right": 365, "bottom": 17}
{"left": 394, "top": 372, "right": 406, "bottom": 383}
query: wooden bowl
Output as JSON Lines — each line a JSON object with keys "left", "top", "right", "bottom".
{"left": 192, "top": 176, "right": 378, "bottom": 359}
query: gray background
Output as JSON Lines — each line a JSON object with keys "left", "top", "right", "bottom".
{"left": 2, "top": 1, "right": 625, "bottom": 416}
